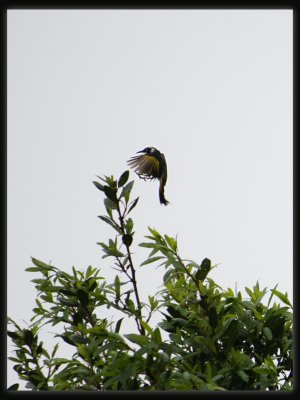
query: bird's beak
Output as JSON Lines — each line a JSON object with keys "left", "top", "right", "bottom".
{"left": 137, "top": 149, "right": 145, "bottom": 153}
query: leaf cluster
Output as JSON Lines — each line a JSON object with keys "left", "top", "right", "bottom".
{"left": 7, "top": 171, "right": 293, "bottom": 391}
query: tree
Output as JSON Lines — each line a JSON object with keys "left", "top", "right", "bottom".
{"left": 7, "top": 171, "right": 293, "bottom": 391}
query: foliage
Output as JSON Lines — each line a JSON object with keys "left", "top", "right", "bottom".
{"left": 7, "top": 171, "right": 293, "bottom": 391}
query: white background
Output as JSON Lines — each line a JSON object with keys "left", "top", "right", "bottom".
{"left": 7, "top": 10, "right": 293, "bottom": 388}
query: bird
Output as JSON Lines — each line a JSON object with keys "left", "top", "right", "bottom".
{"left": 127, "top": 147, "right": 169, "bottom": 205}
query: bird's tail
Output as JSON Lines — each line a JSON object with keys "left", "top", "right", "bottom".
{"left": 159, "top": 179, "right": 169, "bottom": 205}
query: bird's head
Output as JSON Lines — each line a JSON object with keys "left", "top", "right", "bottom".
{"left": 137, "top": 147, "right": 158, "bottom": 154}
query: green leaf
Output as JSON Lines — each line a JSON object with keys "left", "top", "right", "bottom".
{"left": 226, "top": 287, "right": 235, "bottom": 297}
{"left": 164, "top": 235, "right": 177, "bottom": 252}
{"left": 98, "top": 241, "right": 125, "bottom": 258}
{"left": 56, "top": 270, "right": 72, "bottom": 280}
{"left": 104, "top": 185, "right": 117, "bottom": 202}
{"left": 242, "top": 300, "right": 255, "bottom": 311}
{"left": 148, "top": 227, "right": 162, "bottom": 239}
{"left": 7, "top": 383, "right": 19, "bottom": 391}
{"left": 77, "top": 289, "right": 89, "bottom": 308}
{"left": 60, "top": 288, "right": 76, "bottom": 296}
{"left": 267, "top": 283, "right": 279, "bottom": 307}
{"left": 104, "top": 198, "right": 117, "bottom": 214}
{"left": 7, "top": 331, "right": 21, "bottom": 340}
{"left": 253, "top": 366, "right": 269, "bottom": 375}
{"left": 115, "top": 318, "right": 123, "bottom": 333}
{"left": 51, "top": 343, "right": 59, "bottom": 358}
{"left": 98, "top": 216, "right": 121, "bottom": 234}
{"left": 153, "top": 328, "right": 162, "bottom": 344}
{"left": 127, "top": 197, "right": 139, "bottom": 215}
{"left": 88, "top": 280, "right": 98, "bottom": 292}
{"left": 118, "top": 170, "right": 130, "bottom": 187}
{"left": 140, "top": 320, "right": 153, "bottom": 335}
{"left": 205, "top": 362, "right": 212, "bottom": 380}
{"left": 31, "top": 278, "right": 46, "bottom": 284}
{"left": 85, "top": 265, "right": 94, "bottom": 278}
{"left": 114, "top": 275, "right": 121, "bottom": 299}
{"left": 245, "top": 286, "right": 253, "bottom": 299}
{"left": 93, "top": 181, "right": 104, "bottom": 192}
{"left": 104, "top": 175, "right": 117, "bottom": 188}
{"left": 172, "top": 317, "right": 189, "bottom": 326}
{"left": 8, "top": 357, "right": 21, "bottom": 363}
{"left": 223, "top": 319, "right": 239, "bottom": 346}
{"left": 126, "top": 299, "right": 136, "bottom": 313}
{"left": 23, "top": 330, "right": 34, "bottom": 345}
{"left": 263, "top": 327, "right": 273, "bottom": 341}
{"left": 107, "top": 331, "right": 127, "bottom": 344}
{"left": 187, "top": 260, "right": 200, "bottom": 270}
{"left": 139, "top": 242, "right": 156, "bottom": 249}
{"left": 58, "top": 297, "right": 79, "bottom": 307}
{"left": 124, "top": 334, "right": 149, "bottom": 346}
{"left": 25, "top": 267, "right": 41, "bottom": 272}
{"left": 183, "top": 371, "right": 191, "bottom": 384}
{"left": 163, "top": 269, "right": 175, "bottom": 284}
{"left": 125, "top": 217, "right": 134, "bottom": 235}
{"left": 52, "top": 357, "right": 76, "bottom": 367}
{"left": 236, "top": 370, "right": 249, "bottom": 382}
{"left": 149, "top": 296, "right": 159, "bottom": 312}
{"left": 86, "top": 326, "right": 107, "bottom": 336}
{"left": 148, "top": 247, "right": 159, "bottom": 258}
{"left": 196, "top": 258, "right": 211, "bottom": 281}
{"left": 140, "top": 256, "right": 164, "bottom": 266}
{"left": 158, "top": 351, "right": 169, "bottom": 364}
{"left": 70, "top": 334, "right": 89, "bottom": 344}
{"left": 31, "top": 258, "right": 54, "bottom": 271}
{"left": 120, "top": 180, "right": 134, "bottom": 203}
{"left": 271, "top": 289, "right": 292, "bottom": 307}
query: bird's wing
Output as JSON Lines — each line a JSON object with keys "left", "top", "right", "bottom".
{"left": 127, "top": 154, "right": 160, "bottom": 179}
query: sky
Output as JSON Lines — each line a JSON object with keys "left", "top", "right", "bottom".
{"left": 7, "top": 9, "right": 293, "bottom": 388}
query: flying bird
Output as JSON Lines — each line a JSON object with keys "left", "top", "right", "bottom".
{"left": 127, "top": 147, "right": 169, "bottom": 205}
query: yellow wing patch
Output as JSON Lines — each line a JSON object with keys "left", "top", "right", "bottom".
{"left": 127, "top": 154, "right": 160, "bottom": 179}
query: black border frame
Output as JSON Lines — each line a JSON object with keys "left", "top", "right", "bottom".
{"left": 1, "top": 1, "right": 297, "bottom": 399}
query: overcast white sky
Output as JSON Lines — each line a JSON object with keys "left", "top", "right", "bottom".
{"left": 7, "top": 10, "right": 293, "bottom": 388}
